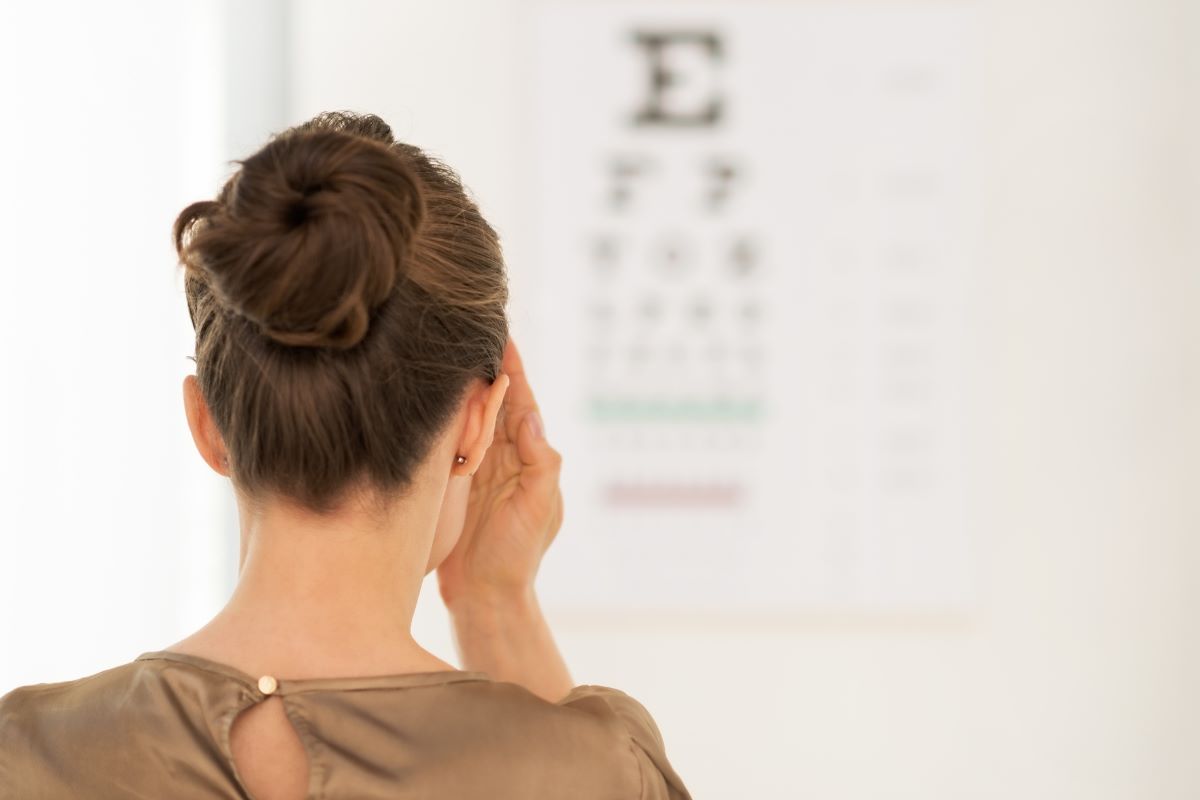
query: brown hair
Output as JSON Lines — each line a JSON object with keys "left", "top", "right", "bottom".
{"left": 173, "top": 110, "right": 508, "bottom": 514}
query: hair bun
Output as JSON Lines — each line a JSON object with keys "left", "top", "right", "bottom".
{"left": 175, "top": 126, "right": 426, "bottom": 349}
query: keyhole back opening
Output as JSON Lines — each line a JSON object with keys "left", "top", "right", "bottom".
{"left": 229, "top": 694, "right": 311, "bottom": 800}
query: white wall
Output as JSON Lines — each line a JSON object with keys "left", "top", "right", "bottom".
{"left": 0, "top": 1, "right": 235, "bottom": 685}
{"left": 288, "top": 1, "right": 1199, "bottom": 798}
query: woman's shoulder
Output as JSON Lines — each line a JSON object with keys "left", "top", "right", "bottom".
{"left": 0, "top": 660, "right": 154, "bottom": 794}
{"left": 0, "top": 659, "right": 141, "bottom": 716}
{"left": 0, "top": 658, "right": 174, "bottom": 757}
{"left": 553, "top": 683, "right": 691, "bottom": 799}
{"left": 454, "top": 679, "right": 691, "bottom": 799}
{"left": 282, "top": 675, "right": 691, "bottom": 798}
{"left": 553, "top": 683, "right": 666, "bottom": 744}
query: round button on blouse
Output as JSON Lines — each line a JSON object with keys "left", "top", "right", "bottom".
{"left": 257, "top": 675, "right": 278, "bottom": 695}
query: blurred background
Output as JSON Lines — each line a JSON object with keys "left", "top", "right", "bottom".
{"left": 0, "top": 1, "right": 1197, "bottom": 798}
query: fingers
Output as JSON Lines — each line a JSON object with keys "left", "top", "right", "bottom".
{"left": 503, "top": 339, "right": 564, "bottom": 517}
{"left": 500, "top": 338, "right": 540, "bottom": 441}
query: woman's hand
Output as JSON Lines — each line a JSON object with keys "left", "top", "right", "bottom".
{"left": 435, "top": 338, "right": 564, "bottom": 611}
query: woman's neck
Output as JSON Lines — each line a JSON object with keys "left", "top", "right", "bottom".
{"left": 168, "top": 487, "right": 456, "bottom": 679}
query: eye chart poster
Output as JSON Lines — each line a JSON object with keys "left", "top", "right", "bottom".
{"left": 530, "top": 3, "right": 979, "bottom": 615}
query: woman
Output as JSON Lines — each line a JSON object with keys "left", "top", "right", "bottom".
{"left": 0, "top": 110, "right": 691, "bottom": 800}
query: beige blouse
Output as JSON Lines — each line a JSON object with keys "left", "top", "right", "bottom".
{"left": 0, "top": 650, "right": 691, "bottom": 799}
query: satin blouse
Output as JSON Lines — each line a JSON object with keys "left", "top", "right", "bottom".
{"left": 0, "top": 650, "right": 691, "bottom": 799}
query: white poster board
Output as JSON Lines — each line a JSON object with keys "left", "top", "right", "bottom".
{"left": 531, "top": 3, "right": 979, "bottom": 614}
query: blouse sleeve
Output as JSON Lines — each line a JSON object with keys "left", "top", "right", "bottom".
{"left": 558, "top": 684, "right": 692, "bottom": 800}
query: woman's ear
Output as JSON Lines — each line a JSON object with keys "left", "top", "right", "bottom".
{"left": 452, "top": 373, "right": 510, "bottom": 477}
{"left": 183, "top": 375, "right": 231, "bottom": 476}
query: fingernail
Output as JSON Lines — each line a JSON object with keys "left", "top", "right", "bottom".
{"left": 526, "top": 412, "right": 544, "bottom": 440}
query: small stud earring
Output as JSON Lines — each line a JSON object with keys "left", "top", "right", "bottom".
{"left": 454, "top": 454, "right": 467, "bottom": 465}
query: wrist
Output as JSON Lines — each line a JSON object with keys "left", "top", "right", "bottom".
{"left": 443, "top": 583, "right": 574, "bottom": 701}
{"left": 445, "top": 583, "right": 539, "bottom": 624}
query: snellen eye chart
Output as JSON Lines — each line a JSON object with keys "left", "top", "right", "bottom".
{"left": 530, "top": 3, "right": 979, "bottom": 614}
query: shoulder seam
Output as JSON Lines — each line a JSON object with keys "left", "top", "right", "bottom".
{"left": 629, "top": 736, "right": 646, "bottom": 800}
